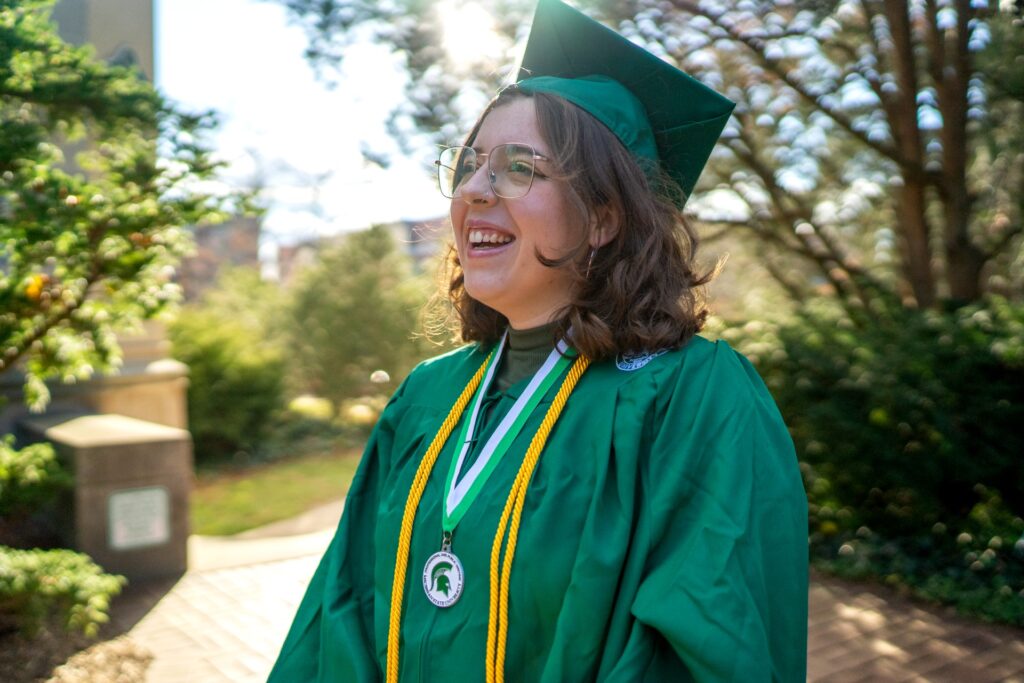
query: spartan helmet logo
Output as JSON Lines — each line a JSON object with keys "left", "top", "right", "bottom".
{"left": 423, "top": 551, "right": 464, "bottom": 607}
{"left": 431, "top": 561, "right": 453, "bottom": 597}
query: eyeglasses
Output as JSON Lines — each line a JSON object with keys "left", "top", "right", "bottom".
{"left": 435, "top": 144, "right": 550, "bottom": 199}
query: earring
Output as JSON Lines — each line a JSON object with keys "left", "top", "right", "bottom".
{"left": 585, "top": 247, "right": 597, "bottom": 279}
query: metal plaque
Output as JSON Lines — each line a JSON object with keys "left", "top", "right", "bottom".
{"left": 108, "top": 486, "right": 170, "bottom": 551}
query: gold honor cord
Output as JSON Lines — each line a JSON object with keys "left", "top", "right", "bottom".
{"left": 486, "top": 354, "right": 590, "bottom": 683}
{"left": 385, "top": 351, "right": 590, "bottom": 683}
{"left": 386, "top": 352, "right": 492, "bottom": 683}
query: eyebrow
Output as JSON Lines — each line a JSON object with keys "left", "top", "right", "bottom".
{"left": 474, "top": 144, "right": 553, "bottom": 157}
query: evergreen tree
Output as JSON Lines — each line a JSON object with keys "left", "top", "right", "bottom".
{"left": 0, "top": 0, "right": 238, "bottom": 410}
{"left": 288, "top": 226, "right": 431, "bottom": 405}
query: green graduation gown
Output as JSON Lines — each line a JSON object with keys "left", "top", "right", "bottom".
{"left": 268, "top": 336, "right": 808, "bottom": 682}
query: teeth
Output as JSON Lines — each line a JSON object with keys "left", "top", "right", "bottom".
{"left": 469, "top": 230, "right": 512, "bottom": 245}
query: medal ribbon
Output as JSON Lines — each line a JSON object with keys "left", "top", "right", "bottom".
{"left": 385, "top": 343, "right": 590, "bottom": 683}
{"left": 443, "top": 332, "right": 575, "bottom": 534}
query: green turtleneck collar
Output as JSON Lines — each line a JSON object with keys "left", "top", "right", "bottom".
{"left": 495, "top": 321, "right": 560, "bottom": 392}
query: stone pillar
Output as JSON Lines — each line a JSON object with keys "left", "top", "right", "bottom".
{"left": 21, "top": 413, "right": 192, "bottom": 580}
{"left": 0, "top": 320, "right": 190, "bottom": 435}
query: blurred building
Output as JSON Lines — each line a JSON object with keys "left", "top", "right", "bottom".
{"left": 177, "top": 217, "right": 262, "bottom": 301}
{"left": 275, "top": 217, "right": 448, "bottom": 287}
{"left": 52, "top": 0, "right": 153, "bottom": 80}
{"left": 275, "top": 239, "right": 322, "bottom": 287}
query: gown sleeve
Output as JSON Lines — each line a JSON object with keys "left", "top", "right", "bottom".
{"left": 611, "top": 343, "right": 808, "bottom": 682}
{"left": 267, "top": 381, "right": 408, "bottom": 683}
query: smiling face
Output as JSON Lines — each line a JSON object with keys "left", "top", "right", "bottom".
{"left": 450, "top": 97, "right": 583, "bottom": 330}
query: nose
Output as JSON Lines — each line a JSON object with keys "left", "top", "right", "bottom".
{"left": 455, "top": 164, "right": 496, "bottom": 205}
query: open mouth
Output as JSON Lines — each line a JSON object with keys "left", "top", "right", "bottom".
{"left": 469, "top": 229, "right": 514, "bottom": 250}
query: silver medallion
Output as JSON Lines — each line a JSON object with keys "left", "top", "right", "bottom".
{"left": 422, "top": 550, "right": 464, "bottom": 608}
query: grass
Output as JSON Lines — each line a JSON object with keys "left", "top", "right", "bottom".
{"left": 190, "top": 448, "right": 363, "bottom": 536}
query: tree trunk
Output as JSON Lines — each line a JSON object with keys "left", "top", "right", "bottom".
{"left": 881, "top": 0, "right": 937, "bottom": 307}
{"left": 937, "top": 0, "right": 985, "bottom": 302}
{"left": 944, "top": 202, "right": 986, "bottom": 301}
{"left": 895, "top": 181, "right": 936, "bottom": 307}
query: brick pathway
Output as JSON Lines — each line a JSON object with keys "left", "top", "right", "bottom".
{"left": 807, "top": 577, "right": 1024, "bottom": 682}
{"left": 116, "top": 508, "right": 1024, "bottom": 682}
{"left": 126, "top": 555, "right": 319, "bottom": 682}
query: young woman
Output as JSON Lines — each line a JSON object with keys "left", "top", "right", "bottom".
{"left": 269, "top": 1, "right": 808, "bottom": 681}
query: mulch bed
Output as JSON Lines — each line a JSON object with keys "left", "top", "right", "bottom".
{"left": 0, "top": 623, "right": 151, "bottom": 683}
{"left": 0, "top": 575, "right": 178, "bottom": 683}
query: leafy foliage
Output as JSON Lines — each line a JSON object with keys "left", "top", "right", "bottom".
{"left": 712, "top": 297, "right": 1024, "bottom": 623}
{"left": 809, "top": 484, "right": 1024, "bottom": 626}
{"left": 0, "top": 436, "right": 70, "bottom": 520}
{"left": 0, "top": 546, "right": 124, "bottom": 637}
{"left": 168, "top": 268, "right": 288, "bottom": 464}
{"left": 0, "top": 0, "right": 240, "bottom": 410}
{"left": 169, "top": 240, "right": 434, "bottom": 465}
{"left": 287, "top": 225, "right": 431, "bottom": 405}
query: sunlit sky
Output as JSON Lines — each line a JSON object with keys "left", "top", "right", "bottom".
{"left": 154, "top": 0, "right": 455, "bottom": 250}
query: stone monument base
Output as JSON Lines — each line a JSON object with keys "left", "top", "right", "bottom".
{"left": 21, "top": 413, "right": 192, "bottom": 580}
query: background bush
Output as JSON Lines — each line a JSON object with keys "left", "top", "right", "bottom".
{"left": 287, "top": 226, "right": 431, "bottom": 405}
{"left": 0, "top": 437, "right": 71, "bottom": 550}
{"left": 0, "top": 437, "right": 71, "bottom": 524}
{"left": 0, "top": 546, "right": 125, "bottom": 638}
{"left": 714, "top": 297, "right": 1024, "bottom": 624}
{"left": 169, "top": 305, "right": 287, "bottom": 465}
{"left": 0, "top": 440, "right": 123, "bottom": 639}
{"left": 168, "top": 238, "right": 434, "bottom": 466}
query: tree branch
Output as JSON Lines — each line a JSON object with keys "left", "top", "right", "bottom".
{"left": 982, "top": 223, "right": 1024, "bottom": 261}
{"left": 762, "top": 256, "right": 811, "bottom": 304}
{"left": 732, "top": 121, "right": 875, "bottom": 298}
{"left": 0, "top": 266, "right": 100, "bottom": 374}
{"left": 670, "top": 0, "right": 919, "bottom": 172}
{"left": 697, "top": 221, "right": 742, "bottom": 243}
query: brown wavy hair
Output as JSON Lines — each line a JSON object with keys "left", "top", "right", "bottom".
{"left": 439, "top": 85, "right": 712, "bottom": 360}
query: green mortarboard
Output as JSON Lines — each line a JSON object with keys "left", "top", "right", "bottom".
{"left": 516, "top": 0, "right": 735, "bottom": 204}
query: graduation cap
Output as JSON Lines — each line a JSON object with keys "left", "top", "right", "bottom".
{"left": 516, "top": 0, "right": 735, "bottom": 204}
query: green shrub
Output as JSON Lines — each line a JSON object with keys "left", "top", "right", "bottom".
{"left": 255, "top": 412, "right": 352, "bottom": 464}
{"left": 0, "top": 436, "right": 72, "bottom": 549}
{"left": 0, "top": 437, "right": 70, "bottom": 520}
{"left": 288, "top": 226, "right": 430, "bottom": 405}
{"left": 0, "top": 440, "right": 123, "bottom": 638}
{"left": 169, "top": 308, "right": 286, "bottom": 464}
{"left": 0, "top": 546, "right": 125, "bottom": 637}
{"left": 719, "top": 297, "right": 1024, "bottom": 532}
{"left": 714, "top": 297, "right": 1024, "bottom": 624}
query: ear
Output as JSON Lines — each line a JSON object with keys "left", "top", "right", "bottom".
{"left": 588, "top": 203, "right": 620, "bottom": 248}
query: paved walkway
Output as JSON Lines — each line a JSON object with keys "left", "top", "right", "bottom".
{"left": 114, "top": 500, "right": 1024, "bottom": 682}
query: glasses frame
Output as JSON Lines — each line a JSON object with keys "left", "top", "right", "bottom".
{"left": 435, "top": 143, "right": 551, "bottom": 200}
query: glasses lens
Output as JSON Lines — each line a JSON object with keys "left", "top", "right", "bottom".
{"left": 490, "top": 144, "right": 536, "bottom": 199}
{"left": 438, "top": 147, "right": 477, "bottom": 198}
